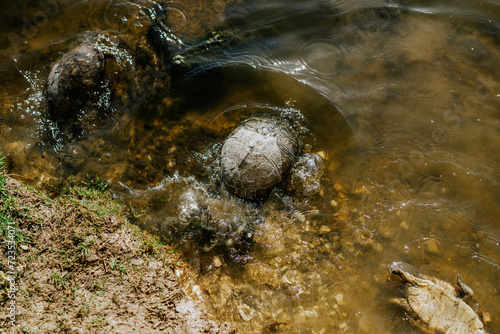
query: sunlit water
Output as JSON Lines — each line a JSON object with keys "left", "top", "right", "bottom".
{"left": 1, "top": 0, "right": 500, "bottom": 333}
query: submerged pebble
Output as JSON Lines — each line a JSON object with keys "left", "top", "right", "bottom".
{"left": 334, "top": 293, "right": 344, "bottom": 305}
{"left": 238, "top": 302, "right": 255, "bottom": 321}
{"left": 213, "top": 256, "right": 223, "bottom": 268}
{"left": 426, "top": 238, "right": 440, "bottom": 254}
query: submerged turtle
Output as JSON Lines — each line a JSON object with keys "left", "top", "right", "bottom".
{"left": 389, "top": 263, "right": 487, "bottom": 334}
{"left": 220, "top": 116, "right": 300, "bottom": 200}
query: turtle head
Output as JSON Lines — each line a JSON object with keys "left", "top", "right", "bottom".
{"left": 456, "top": 274, "right": 474, "bottom": 298}
{"left": 388, "top": 262, "right": 421, "bottom": 283}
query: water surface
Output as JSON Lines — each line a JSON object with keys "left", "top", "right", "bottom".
{"left": 1, "top": 0, "right": 499, "bottom": 333}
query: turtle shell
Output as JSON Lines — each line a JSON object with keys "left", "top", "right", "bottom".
{"left": 46, "top": 38, "right": 105, "bottom": 120}
{"left": 220, "top": 116, "right": 299, "bottom": 199}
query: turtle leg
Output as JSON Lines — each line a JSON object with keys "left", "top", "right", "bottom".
{"left": 456, "top": 275, "right": 484, "bottom": 322}
{"left": 456, "top": 274, "right": 474, "bottom": 298}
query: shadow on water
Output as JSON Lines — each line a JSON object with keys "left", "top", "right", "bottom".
{"left": 1, "top": 0, "right": 500, "bottom": 333}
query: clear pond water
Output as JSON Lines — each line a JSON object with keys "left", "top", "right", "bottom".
{"left": 1, "top": 0, "right": 500, "bottom": 333}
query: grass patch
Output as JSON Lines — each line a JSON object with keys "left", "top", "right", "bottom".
{"left": 0, "top": 154, "right": 35, "bottom": 245}
{"left": 0, "top": 154, "right": 5, "bottom": 194}
{"left": 51, "top": 272, "right": 70, "bottom": 289}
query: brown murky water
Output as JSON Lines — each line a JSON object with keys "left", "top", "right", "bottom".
{"left": 1, "top": 0, "right": 500, "bottom": 333}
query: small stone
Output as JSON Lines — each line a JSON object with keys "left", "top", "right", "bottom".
{"left": 400, "top": 221, "right": 409, "bottom": 230}
{"left": 373, "top": 243, "right": 384, "bottom": 252}
{"left": 192, "top": 285, "right": 201, "bottom": 295}
{"left": 316, "top": 151, "right": 327, "bottom": 159}
{"left": 334, "top": 183, "right": 343, "bottom": 192}
{"left": 294, "top": 211, "right": 306, "bottom": 223}
{"left": 330, "top": 199, "right": 338, "bottom": 207}
{"left": 426, "top": 238, "right": 440, "bottom": 254}
{"left": 483, "top": 312, "right": 491, "bottom": 323}
{"left": 238, "top": 302, "right": 255, "bottom": 321}
{"left": 148, "top": 261, "right": 163, "bottom": 269}
{"left": 213, "top": 256, "right": 223, "bottom": 267}
{"left": 355, "top": 186, "right": 368, "bottom": 194}
{"left": 20, "top": 245, "right": 29, "bottom": 251}
{"left": 319, "top": 225, "right": 331, "bottom": 234}
{"left": 334, "top": 293, "right": 344, "bottom": 305}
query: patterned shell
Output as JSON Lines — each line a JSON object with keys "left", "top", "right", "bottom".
{"left": 221, "top": 116, "right": 299, "bottom": 199}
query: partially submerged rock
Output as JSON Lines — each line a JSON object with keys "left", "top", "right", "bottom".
{"left": 173, "top": 185, "right": 256, "bottom": 262}
{"left": 286, "top": 153, "right": 324, "bottom": 196}
{"left": 389, "top": 262, "right": 487, "bottom": 334}
{"left": 220, "top": 116, "right": 300, "bottom": 200}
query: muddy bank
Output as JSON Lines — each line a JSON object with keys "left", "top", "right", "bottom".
{"left": 0, "top": 175, "right": 234, "bottom": 333}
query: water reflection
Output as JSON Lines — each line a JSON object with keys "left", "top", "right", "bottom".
{"left": 1, "top": 0, "right": 500, "bottom": 333}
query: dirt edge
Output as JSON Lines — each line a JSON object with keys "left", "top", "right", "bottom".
{"left": 0, "top": 176, "right": 235, "bottom": 334}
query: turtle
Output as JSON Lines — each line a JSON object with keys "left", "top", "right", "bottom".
{"left": 46, "top": 35, "right": 108, "bottom": 121}
{"left": 389, "top": 262, "right": 487, "bottom": 334}
{"left": 44, "top": 3, "right": 234, "bottom": 125}
{"left": 220, "top": 116, "right": 300, "bottom": 200}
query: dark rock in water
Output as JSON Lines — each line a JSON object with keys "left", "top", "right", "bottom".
{"left": 46, "top": 37, "right": 106, "bottom": 121}
{"left": 220, "top": 116, "right": 300, "bottom": 200}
